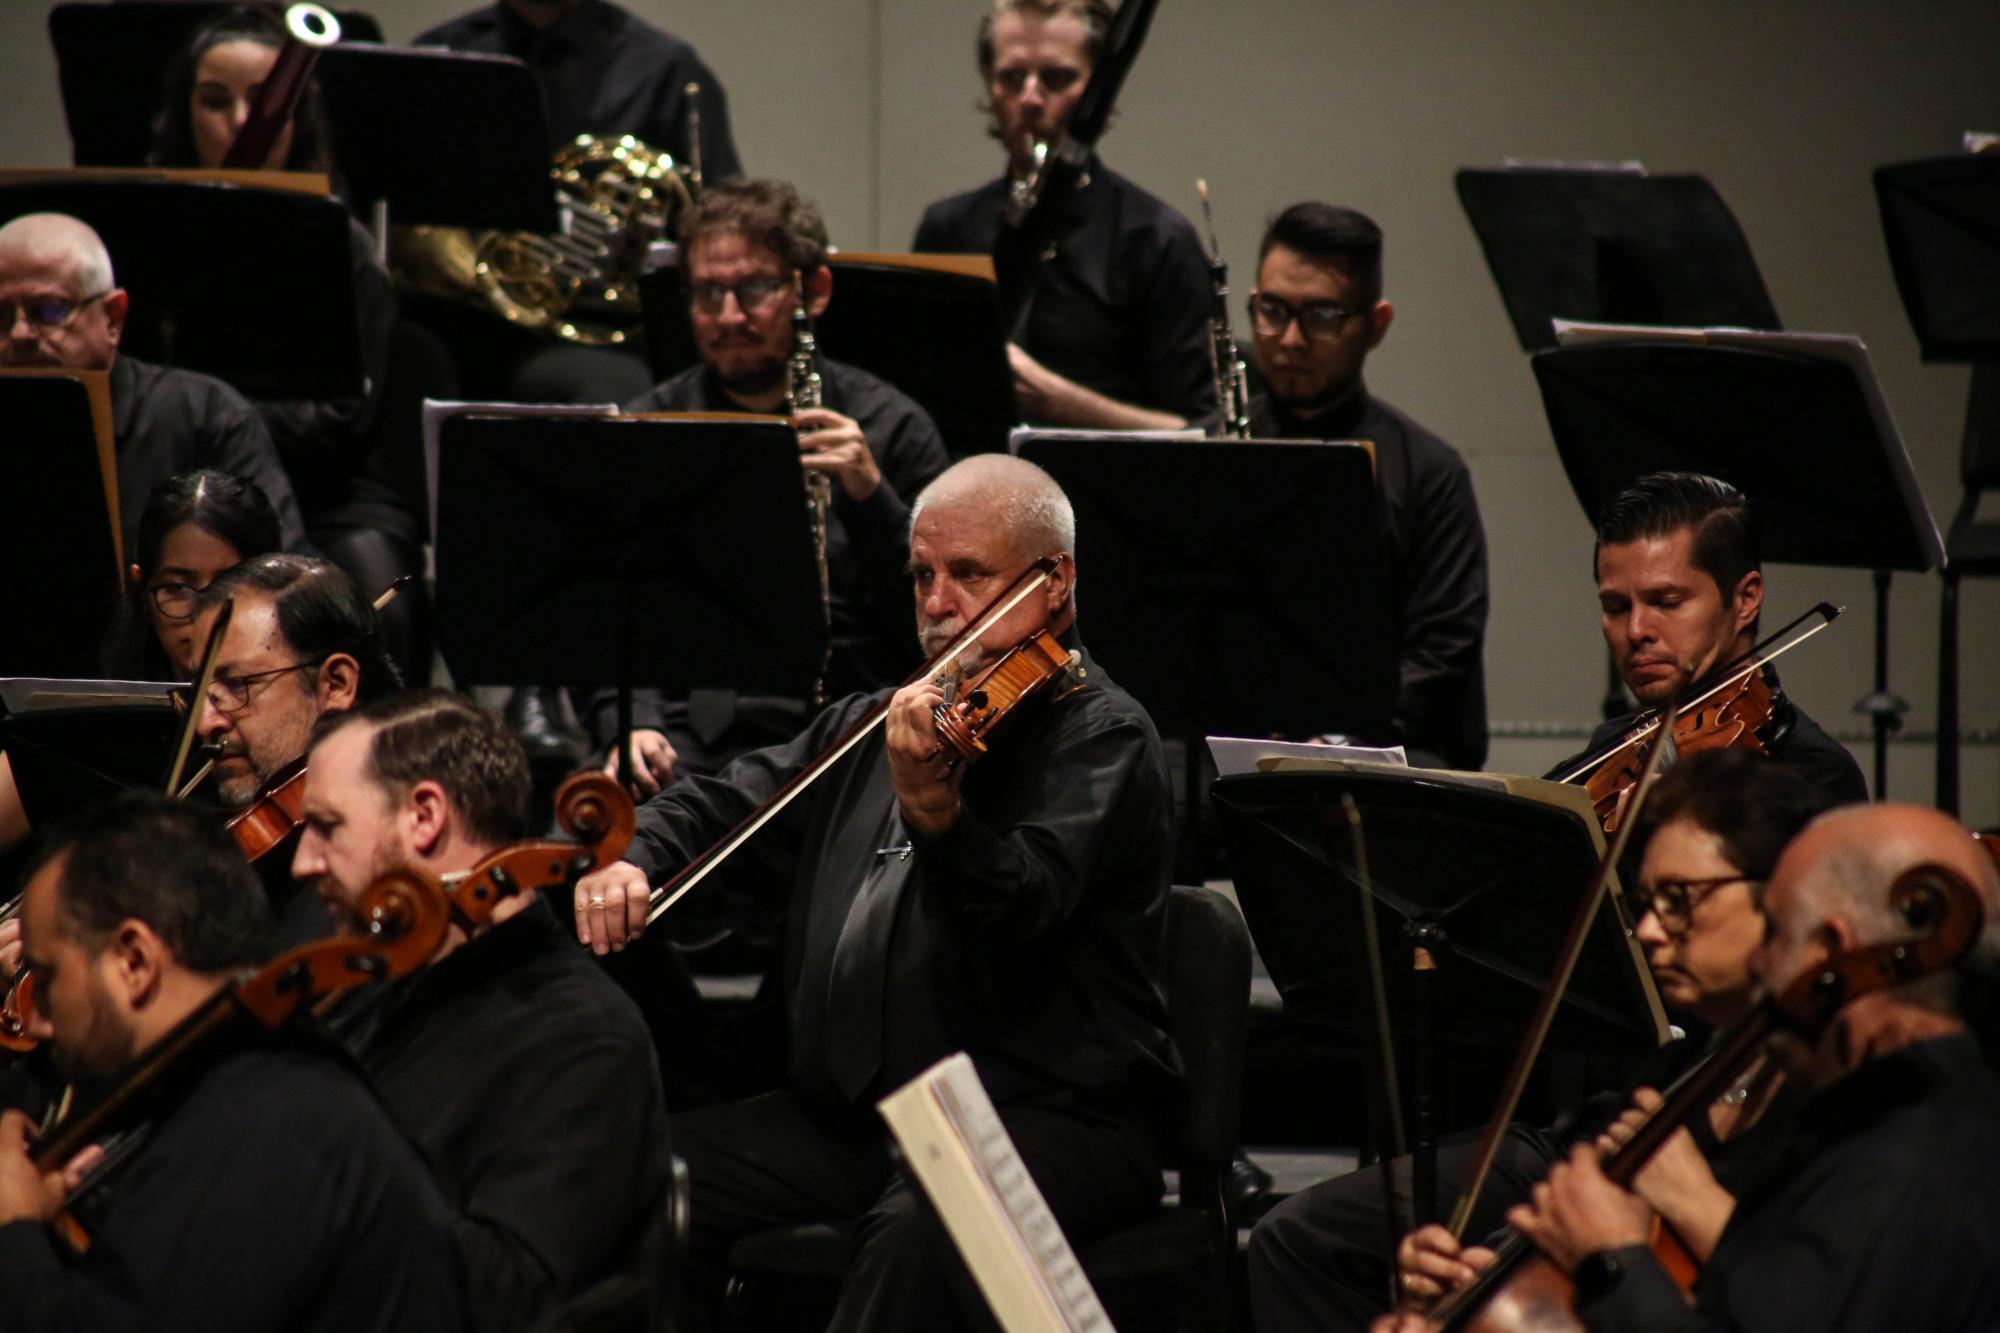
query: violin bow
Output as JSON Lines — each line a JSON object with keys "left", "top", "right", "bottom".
{"left": 1554, "top": 601, "right": 1841, "bottom": 785}
{"left": 162, "top": 599, "right": 234, "bottom": 797}
{"left": 644, "top": 557, "right": 1061, "bottom": 925}
{"left": 1339, "top": 794, "right": 1414, "bottom": 1270}
{"left": 1447, "top": 691, "right": 1686, "bottom": 1241}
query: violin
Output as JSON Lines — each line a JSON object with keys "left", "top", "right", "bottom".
{"left": 1431, "top": 861, "right": 1986, "bottom": 1332}
{"left": 224, "top": 755, "right": 310, "bottom": 861}
{"left": 933, "top": 630, "right": 1083, "bottom": 769}
{"left": 1559, "top": 603, "right": 1840, "bottom": 831}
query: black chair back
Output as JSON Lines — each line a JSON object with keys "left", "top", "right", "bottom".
{"left": 1162, "top": 884, "right": 1251, "bottom": 1190}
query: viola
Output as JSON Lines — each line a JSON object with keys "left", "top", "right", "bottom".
{"left": 1432, "top": 861, "right": 1986, "bottom": 1332}
{"left": 442, "top": 772, "right": 635, "bottom": 934}
{"left": 932, "top": 630, "right": 1082, "bottom": 769}
{"left": 224, "top": 755, "right": 310, "bottom": 862}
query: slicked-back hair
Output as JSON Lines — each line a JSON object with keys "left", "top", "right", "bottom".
{"left": 312, "top": 690, "right": 531, "bottom": 847}
{"left": 1630, "top": 748, "right": 1840, "bottom": 888}
{"left": 24, "top": 794, "right": 272, "bottom": 971}
{"left": 1592, "top": 471, "right": 1759, "bottom": 604}
{"left": 1259, "top": 202, "right": 1384, "bottom": 305}
{"left": 976, "top": 0, "right": 1113, "bottom": 75}
{"left": 195, "top": 554, "right": 401, "bottom": 703}
{"left": 678, "top": 177, "right": 829, "bottom": 275}
{"left": 145, "top": 5, "right": 338, "bottom": 181}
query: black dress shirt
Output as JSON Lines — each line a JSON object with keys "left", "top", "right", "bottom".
{"left": 329, "top": 897, "right": 671, "bottom": 1333}
{"left": 417, "top": 0, "right": 741, "bottom": 178}
{"left": 621, "top": 635, "right": 1183, "bottom": 1124}
{"left": 109, "top": 354, "right": 308, "bottom": 554}
{"left": 0, "top": 1037, "right": 462, "bottom": 1333}
{"left": 1578, "top": 1034, "right": 2000, "bottom": 1331}
{"left": 1216, "top": 385, "right": 1490, "bottom": 769}
{"left": 914, "top": 164, "right": 1215, "bottom": 422}
{"left": 1554, "top": 671, "right": 1869, "bottom": 806}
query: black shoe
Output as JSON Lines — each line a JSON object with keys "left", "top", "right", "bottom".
{"left": 506, "top": 686, "right": 587, "bottom": 766}
{"left": 1227, "top": 1148, "right": 1274, "bottom": 1217}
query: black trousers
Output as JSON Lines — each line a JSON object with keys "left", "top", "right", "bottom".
{"left": 673, "top": 1088, "right": 1161, "bottom": 1332}
{"left": 1246, "top": 1123, "right": 1561, "bottom": 1333}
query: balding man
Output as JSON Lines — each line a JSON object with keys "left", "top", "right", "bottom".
{"left": 576, "top": 454, "right": 1180, "bottom": 1331}
{"left": 1452, "top": 804, "right": 2000, "bottom": 1333}
{"left": 0, "top": 212, "right": 305, "bottom": 555}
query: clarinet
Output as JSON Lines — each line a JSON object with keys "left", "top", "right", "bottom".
{"left": 1197, "top": 179, "right": 1253, "bottom": 439}
{"left": 789, "top": 292, "right": 834, "bottom": 706}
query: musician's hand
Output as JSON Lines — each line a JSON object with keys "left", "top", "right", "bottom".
{"left": 0, "top": 916, "right": 21, "bottom": 979}
{"left": 794, "top": 407, "right": 882, "bottom": 501}
{"left": 574, "top": 859, "right": 652, "bottom": 955}
{"left": 1507, "top": 1144, "right": 1654, "bottom": 1273}
{"left": 1007, "top": 343, "right": 1064, "bottom": 421}
{"left": 1597, "top": 1087, "right": 1734, "bottom": 1262}
{"left": 885, "top": 678, "right": 963, "bottom": 838}
{"left": 602, "top": 728, "right": 677, "bottom": 798}
{"left": 1395, "top": 1223, "right": 1495, "bottom": 1308}
{"left": 0, "top": 1109, "right": 66, "bottom": 1226}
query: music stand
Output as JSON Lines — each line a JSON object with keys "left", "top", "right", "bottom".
{"left": 0, "top": 680, "right": 185, "bottom": 832}
{"left": 639, "top": 252, "right": 1015, "bottom": 458}
{"left": 1213, "top": 763, "right": 1665, "bottom": 1221}
{"left": 312, "top": 45, "right": 558, "bottom": 231}
{"left": 48, "top": 2, "right": 384, "bottom": 169}
{"left": 1455, "top": 166, "right": 1780, "bottom": 353}
{"left": 1533, "top": 328, "right": 1945, "bottom": 794}
{"left": 1, "top": 372, "right": 123, "bottom": 679}
{"left": 1013, "top": 434, "right": 1397, "bottom": 861}
{"left": 0, "top": 173, "right": 363, "bottom": 400}
{"left": 1875, "top": 152, "right": 2000, "bottom": 811}
{"left": 430, "top": 413, "right": 827, "bottom": 784}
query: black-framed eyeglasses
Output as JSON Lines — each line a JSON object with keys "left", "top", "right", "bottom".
{"left": 1, "top": 290, "right": 111, "bottom": 333}
{"left": 1247, "top": 291, "right": 1362, "bottom": 342}
{"left": 688, "top": 277, "right": 792, "bottom": 316}
{"left": 1623, "top": 875, "right": 1761, "bottom": 935}
{"left": 197, "top": 658, "right": 328, "bottom": 715}
{"left": 148, "top": 581, "right": 206, "bottom": 623}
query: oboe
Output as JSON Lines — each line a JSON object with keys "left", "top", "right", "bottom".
{"left": 789, "top": 288, "right": 834, "bottom": 705}
{"left": 1196, "top": 179, "right": 1253, "bottom": 439}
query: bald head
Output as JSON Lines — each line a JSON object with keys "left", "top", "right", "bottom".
{"left": 909, "top": 454, "right": 1075, "bottom": 562}
{"left": 0, "top": 213, "right": 124, "bottom": 371}
{"left": 0, "top": 214, "right": 115, "bottom": 295}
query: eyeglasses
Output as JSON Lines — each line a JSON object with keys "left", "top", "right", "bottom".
{"left": 196, "top": 658, "right": 327, "bottom": 715}
{"left": 1, "top": 290, "right": 111, "bottom": 334}
{"left": 688, "top": 277, "right": 792, "bottom": 315}
{"left": 1623, "top": 875, "right": 1761, "bottom": 935}
{"left": 148, "top": 581, "right": 206, "bottom": 623}
{"left": 1247, "top": 292, "right": 1362, "bottom": 342}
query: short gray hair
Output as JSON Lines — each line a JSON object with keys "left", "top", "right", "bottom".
{"left": 0, "top": 212, "right": 116, "bottom": 294}
{"left": 909, "top": 454, "right": 1075, "bottom": 558}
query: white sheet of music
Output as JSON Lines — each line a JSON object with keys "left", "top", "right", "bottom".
{"left": 878, "top": 1053, "right": 1115, "bottom": 1333}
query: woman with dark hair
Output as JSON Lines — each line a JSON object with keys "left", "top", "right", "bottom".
{"left": 102, "top": 468, "right": 284, "bottom": 681}
{"left": 145, "top": 5, "right": 435, "bottom": 687}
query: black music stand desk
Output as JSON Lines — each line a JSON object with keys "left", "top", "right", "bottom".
{"left": 640, "top": 251, "right": 1016, "bottom": 459}
{"left": 1533, "top": 325, "right": 1944, "bottom": 794}
{"left": 0, "top": 679, "right": 186, "bottom": 831}
{"left": 313, "top": 45, "right": 558, "bottom": 232}
{"left": 1875, "top": 152, "right": 2000, "bottom": 363}
{"left": 49, "top": 3, "right": 384, "bottom": 169}
{"left": 1014, "top": 433, "right": 1397, "bottom": 863}
{"left": 430, "top": 412, "right": 828, "bottom": 779}
{"left": 2, "top": 372, "right": 123, "bottom": 679}
{"left": 1456, "top": 165, "right": 1780, "bottom": 353}
{"left": 0, "top": 174, "right": 363, "bottom": 400}
{"left": 1214, "top": 761, "right": 1666, "bottom": 1216}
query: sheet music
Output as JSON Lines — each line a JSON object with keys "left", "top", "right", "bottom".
{"left": 880, "top": 1053, "right": 1114, "bottom": 1333}
{"left": 1206, "top": 735, "right": 1406, "bottom": 777}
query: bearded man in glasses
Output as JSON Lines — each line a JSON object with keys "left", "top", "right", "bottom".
{"left": 604, "top": 177, "right": 951, "bottom": 786}
{"left": 187, "top": 553, "right": 401, "bottom": 943}
{"left": 1204, "top": 200, "right": 1489, "bottom": 771}
{"left": 0, "top": 212, "right": 305, "bottom": 556}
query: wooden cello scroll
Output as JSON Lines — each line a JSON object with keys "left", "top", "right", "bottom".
{"left": 1433, "top": 861, "right": 1986, "bottom": 1332}
{"left": 447, "top": 773, "right": 635, "bottom": 932}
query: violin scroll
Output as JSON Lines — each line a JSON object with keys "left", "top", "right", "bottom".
{"left": 554, "top": 771, "right": 637, "bottom": 864}
{"left": 452, "top": 776, "right": 638, "bottom": 933}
